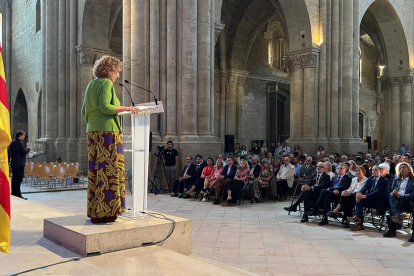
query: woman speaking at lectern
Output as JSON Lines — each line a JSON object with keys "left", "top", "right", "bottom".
{"left": 81, "top": 55, "right": 140, "bottom": 224}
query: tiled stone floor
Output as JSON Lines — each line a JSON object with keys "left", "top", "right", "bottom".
{"left": 8, "top": 190, "right": 414, "bottom": 275}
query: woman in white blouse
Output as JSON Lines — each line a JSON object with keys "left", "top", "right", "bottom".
{"left": 327, "top": 165, "right": 367, "bottom": 227}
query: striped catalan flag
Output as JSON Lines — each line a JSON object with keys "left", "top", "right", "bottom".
{"left": 0, "top": 42, "right": 11, "bottom": 254}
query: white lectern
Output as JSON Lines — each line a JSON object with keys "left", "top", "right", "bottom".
{"left": 119, "top": 102, "right": 164, "bottom": 217}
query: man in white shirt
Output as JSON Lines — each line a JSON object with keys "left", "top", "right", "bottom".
{"left": 384, "top": 162, "right": 414, "bottom": 240}
{"left": 275, "top": 157, "right": 295, "bottom": 201}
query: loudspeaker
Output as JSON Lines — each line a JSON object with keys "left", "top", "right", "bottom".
{"left": 225, "top": 135, "right": 234, "bottom": 153}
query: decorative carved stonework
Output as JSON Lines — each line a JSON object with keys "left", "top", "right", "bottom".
{"left": 228, "top": 74, "right": 238, "bottom": 85}
{"left": 390, "top": 75, "right": 414, "bottom": 86}
{"left": 285, "top": 53, "right": 318, "bottom": 73}
{"left": 236, "top": 76, "right": 246, "bottom": 86}
{"left": 76, "top": 46, "right": 113, "bottom": 67}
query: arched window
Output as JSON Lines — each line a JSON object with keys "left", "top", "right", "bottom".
{"left": 36, "top": 0, "right": 41, "bottom": 33}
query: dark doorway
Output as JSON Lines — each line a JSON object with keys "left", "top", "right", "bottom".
{"left": 13, "top": 89, "right": 29, "bottom": 143}
{"left": 268, "top": 83, "right": 290, "bottom": 144}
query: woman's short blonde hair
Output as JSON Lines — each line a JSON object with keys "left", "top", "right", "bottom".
{"left": 92, "top": 55, "right": 122, "bottom": 80}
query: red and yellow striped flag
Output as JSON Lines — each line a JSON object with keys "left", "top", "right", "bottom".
{"left": 0, "top": 42, "right": 11, "bottom": 254}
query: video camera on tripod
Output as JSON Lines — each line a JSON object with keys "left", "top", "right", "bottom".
{"left": 149, "top": 145, "right": 167, "bottom": 194}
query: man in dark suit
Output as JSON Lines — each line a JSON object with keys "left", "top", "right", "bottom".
{"left": 297, "top": 157, "right": 316, "bottom": 185}
{"left": 351, "top": 165, "right": 389, "bottom": 231}
{"left": 383, "top": 162, "right": 414, "bottom": 239}
{"left": 307, "top": 163, "right": 352, "bottom": 225}
{"left": 9, "top": 130, "right": 30, "bottom": 199}
{"left": 252, "top": 142, "right": 261, "bottom": 155}
{"left": 171, "top": 156, "right": 195, "bottom": 197}
{"left": 284, "top": 162, "right": 332, "bottom": 223}
{"left": 249, "top": 155, "right": 261, "bottom": 178}
{"left": 212, "top": 157, "right": 237, "bottom": 205}
{"left": 182, "top": 155, "right": 206, "bottom": 198}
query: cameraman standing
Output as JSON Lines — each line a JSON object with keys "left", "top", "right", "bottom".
{"left": 163, "top": 140, "right": 179, "bottom": 193}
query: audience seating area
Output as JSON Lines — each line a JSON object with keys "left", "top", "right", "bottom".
{"left": 22, "top": 161, "right": 84, "bottom": 190}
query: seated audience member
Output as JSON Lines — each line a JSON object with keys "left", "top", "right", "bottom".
{"left": 234, "top": 143, "right": 242, "bottom": 158}
{"left": 400, "top": 144, "right": 406, "bottom": 155}
{"left": 217, "top": 153, "right": 227, "bottom": 166}
{"left": 186, "top": 157, "right": 214, "bottom": 196}
{"left": 328, "top": 166, "right": 368, "bottom": 227}
{"left": 383, "top": 162, "right": 414, "bottom": 239}
{"left": 293, "top": 144, "right": 301, "bottom": 158}
{"left": 182, "top": 155, "right": 206, "bottom": 198}
{"left": 261, "top": 142, "right": 268, "bottom": 155}
{"left": 307, "top": 163, "right": 352, "bottom": 226}
{"left": 329, "top": 155, "right": 337, "bottom": 171}
{"left": 271, "top": 159, "right": 281, "bottom": 196}
{"left": 270, "top": 142, "right": 276, "bottom": 157}
{"left": 378, "top": 163, "right": 393, "bottom": 191}
{"left": 297, "top": 157, "right": 316, "bottom": 185}
{"left": 351, "top": 165, "right": 389, "bottom": 231}
{"left": 267, "top": 152, "right": 273, "bottom": 164}
{"left": 251, "top": 159, "right": 272, "bottom": 203}
{"left": 222, "top": 159, "right": 251, "bottom": 206}
{"left": 355, "top": 156, "right": 363, "bottom": 165}
{"left": 249, "top": 155, "right": 261, "bottom": 179}
{"left": 284, "top": 162, "right": 331, "bottom": 223}
{"left": 317, "top": 146, "right": 325, "bottom": 157}
{"left": 281, "top": 142, "right": 290, "bottom": 156}
{"left": 401, "top": 153, "right": 410, "bottom": 163}
{"left": 200, "top": 159, "right": 224, "bottom": 201}
{"left": 365, "top": 158, "right": 374, "bottom": 177}
{"left": 211, "top": 157, "right": 237, "bottom": 205}
{"left": 348, "top": 160, "right": 357, "bottom": 177}
{"left": 324, "top": 162, "right": 335, "bottom": 180}
{"left": 275, "top": 156, "right": 295, "bottom": 201}
{"left": 293, "top": 157, "right": 302, "bottom": 178}
{"left": 171, "top": 156, "right": 195, "bottom": 197}
{"left": 374, "top": 155, "right": 381, "bottom": 165}
{"left": 252, "top": 142, "right": 261, "bottom": 155}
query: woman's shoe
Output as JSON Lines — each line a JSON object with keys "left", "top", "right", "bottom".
{"left": 101, "top": 216, "right": 117, "bottom": 222}
{"left": 90, "top": 218, "right": 102, "bottom": 224}
{"left": 221, "top": 200, "right": 229, "bottom": 206}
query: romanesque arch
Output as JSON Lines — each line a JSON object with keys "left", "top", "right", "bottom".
{"left": 13, "top": 89, "right": 28, "bottom": 141}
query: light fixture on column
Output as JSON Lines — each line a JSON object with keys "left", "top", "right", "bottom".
{"left": 379, "top": 65, "right": 385, "bottom": 76}
{"left": 317, "top": 41, "right": 322, "bottom": 47}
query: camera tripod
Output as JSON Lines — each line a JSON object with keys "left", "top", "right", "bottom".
{"left": 148, "top": 150, "right": 168, "bottom": 195}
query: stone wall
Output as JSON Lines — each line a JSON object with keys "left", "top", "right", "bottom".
{"left": 9, "top": 0, "right": 43, "bottom": 145}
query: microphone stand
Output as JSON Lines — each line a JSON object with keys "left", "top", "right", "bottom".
{"left": 119, "top": 83, "right": 135, "bottom": 106}
{"left": 124, "top": 80, "right": 158, "bottom": 105}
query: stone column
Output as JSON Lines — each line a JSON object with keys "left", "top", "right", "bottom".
{"left": 65, "top": 0, "right": 70, "bottom": 138}
{"left": 68, "top": 0, "right": 77, "bottom": 142}
{"left": 341, "top": 0, "right": 353, "bottom": 138}
{"left": 57, "top": 0, "right": 66, "bottom": 141}
{"left": 150, "top": 0, "right": 160, "bottom": 136}
{"left": 166, "top": 0, "right": 177, "bottom": 137}
{"left": 131, "top": 0, "right": 147, "bottom": 105}
{"left": 288, "top": 67, "right": 303, "bottom": 139}
{"left": 278, "top": 38, "right": 284, "bottom": 69}
{"left": 318, "top": 0, "right": 327, "bottom": 139}
{"left": 180, "top": 0, "right": 198, "bottom": 135}
{"left": 76, "top": 48, "right": 94, "bottom": 138}
{"left": 330, "top": 0, "right": 339, "bottom": 139}
{"left": 160, "top": 0, "right": 167, "bottom": 137}
{"left": 5, "top": 1, "right": 12, "bottom": 109}
{"left": 197, "top": 0, "right": 211, "bottom": 136}
{"left": 122, "top": 0, "right": 132, "bottom": 136}
{"left": 226, "top": 73, "right": 238, "bottom": 135}
{"left": 45, "top": 0, "right": 56, "bottom": 140}
{"left": 352, "top": 0, "right": 360, "bottom": 138}
{"left": 219, "top": 72, "right": 227, "bottom": 139}
{"left": 304, "top": 66, "right": 316, "bottom": 138}
{"left": 401, "top": 85, "right": 412, "bottom": 146}
{"left": 236, "top": 74, "right": 247, "bottom": 139}
{"left": 391, "top": 84, "right": 401, "bottom": 152}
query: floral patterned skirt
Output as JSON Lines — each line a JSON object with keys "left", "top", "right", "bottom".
{"left": 87, "top": 131, "right": 126, "bottom": 218}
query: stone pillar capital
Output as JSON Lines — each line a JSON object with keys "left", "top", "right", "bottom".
{"left": 389, "top": 74, "right": 414, "bottom": 86}
{"left": 214, "top": 23, "right": 225, "bottom": 46}
{"left": 75, "top": 46, "right": 113, "bottom": 67}
{"left": 285, "top": 51, "right": 318, "bottom": 73}
{"left": 227, "top": 70, "right": 249, "bottom": 86}
{"left": 5, "top": 0, "right": 11, "bottom": 9}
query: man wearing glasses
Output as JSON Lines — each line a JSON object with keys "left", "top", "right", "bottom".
{"left": 171, "top": 156, "right": 195, "bottom": 198}
{"left": 307, "top": 163, "right": 351, "bottom": 225}
{"left": 285, "top": 162, "right": 331, "bottom": 223}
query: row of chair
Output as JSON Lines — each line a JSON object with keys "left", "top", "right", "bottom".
{"left": 23, "top": 162, "right": 83, "bottom": 190}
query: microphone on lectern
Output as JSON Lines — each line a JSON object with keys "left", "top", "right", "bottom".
{"left": 119, "top": 83, "right": 135, "bottom": 106}
{"left": 124, "top": 80, "right": 158, "bottom": 105}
